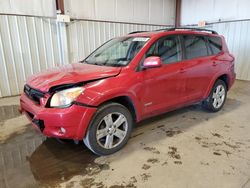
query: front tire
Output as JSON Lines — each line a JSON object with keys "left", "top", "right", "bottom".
{"left": 84, "top": 103, "right": 133, "bottom": 155}
{"left": 202, "top": 79, "right": 227, "bottom": 112}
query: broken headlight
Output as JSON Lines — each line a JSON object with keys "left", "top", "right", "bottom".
{"left": 50, "top": 87, "right": 84, "bottom": 108}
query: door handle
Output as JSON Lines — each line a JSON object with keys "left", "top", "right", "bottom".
{"left": 179, "top": 68, "right": 186, "bottom": 73}
{"left": 212, "top": 61, "right": 217, "bottom": 66}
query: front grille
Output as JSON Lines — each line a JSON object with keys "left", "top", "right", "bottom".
{"left": 24, "top": 84, "right": 45, "bottom": 105}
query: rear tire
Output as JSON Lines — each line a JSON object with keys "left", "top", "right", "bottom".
{"left": 202, "top": 79, "right": 227, "bottom": 112}
{"left": 83, "top": 102, "right": 133, "bottom": 156}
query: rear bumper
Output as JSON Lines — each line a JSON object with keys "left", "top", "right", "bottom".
{"left": 19, "top": 93, "right": 97, "bottom": 140}
{"left": 228, "top": 72, "right": 236, "bottom": 89}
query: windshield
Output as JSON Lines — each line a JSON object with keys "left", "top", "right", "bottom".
{"left": 83, "top": 37, "right": 150, "bottom": 67}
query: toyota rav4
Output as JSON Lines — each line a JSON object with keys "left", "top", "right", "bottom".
{"left": 20, "top": 28, "right": 236, "bottom": 155}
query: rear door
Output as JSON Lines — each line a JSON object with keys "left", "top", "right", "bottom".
{"left": 207, "top": 36, "right": 225, "bottom": 74}
{"left": 180, "top": 35, "right": 214, "bottom": 102}
{"left": 140, "top": 35, "right": 186, "bottom": 116}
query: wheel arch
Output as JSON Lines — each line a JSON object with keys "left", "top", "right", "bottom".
{"left": 98, "top": 95, "right": 138, "bottom": 123}
{"left": 217, "top": 74, "right": 229, "bottom": 90}
{"left": 204, "top": 73, "right": 229, "bottom": 98}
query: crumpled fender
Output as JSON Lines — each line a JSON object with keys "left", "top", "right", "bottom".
{"left": 76, "top": 78, "right": 143, "bottom": 122}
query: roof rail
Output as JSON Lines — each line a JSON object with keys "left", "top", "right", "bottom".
{"left": 128, "top": 31, "right": 147, "bottom": 34}
{"left": 167, "top": 27, "right": 218, "bottom": 34}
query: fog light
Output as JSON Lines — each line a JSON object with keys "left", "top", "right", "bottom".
{"left": 59, "top": 127, "right": 66, "bottom": 134}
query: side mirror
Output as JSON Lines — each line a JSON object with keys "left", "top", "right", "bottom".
{"left": 143, "top": 56, "right": 162, "bottom": 69}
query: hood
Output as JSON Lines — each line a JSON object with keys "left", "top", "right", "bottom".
{"left": 27, "top": 63, "right": 121, "bottom": 92}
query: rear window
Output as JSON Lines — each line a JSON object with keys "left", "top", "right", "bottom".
{"left": 183, "top": 35, "right": 208, "bottom": 59}
{"left": 207, "top": 36, "right": 222, "bottom": 55}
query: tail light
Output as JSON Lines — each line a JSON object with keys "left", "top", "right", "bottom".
{"left": 230, "top": 64, "right": 235, "bottom": 73}
{"left": 229, "top": 53, "right": 235, "bottom": 73}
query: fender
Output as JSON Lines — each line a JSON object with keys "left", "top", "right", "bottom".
{"left": 78, "top": 87, "right": 143, "bottom": 120}
{"left": 76, "top": 88, "right": 143, "bottom": 139}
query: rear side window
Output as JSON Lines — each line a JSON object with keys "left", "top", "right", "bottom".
{"left": 183, "top": 35, "right": 208, "bottom": 59}
{"left": 146, "top": 36, "right": 182, "bottom": 64}
{"left": 207, "top": 36, "right": 222, "bottom": 55}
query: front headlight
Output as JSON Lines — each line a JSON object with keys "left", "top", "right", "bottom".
{"left": 50, "top": 87, "right": 84, "bottom": 108}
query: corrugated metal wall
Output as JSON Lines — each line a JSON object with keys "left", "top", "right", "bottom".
{"left": 67, "top": 20, "right": 166, "bottom": 63}
{"left": 180, "top": 0, "right": 250, "bottom": 81}
{"left": 67, "top": 19, "right": 250, "bottom": 80}
{"left": 64, "top": 0, "right": 175, "bottom": 25}
{"left": 0, "top": 15, "right": 68, "bottom": 97}
{"left": 1, "top": 17, "right": 250, "bottom": 98}
{"left": 181, "top": 0, "right": 250, "bottom": 25}
{"left": 204, "top": 20, "right": 250, "bottom": 81}
{"left": 0, "top": 0, "right": 56, "bottom": 17}
{"left": 0, "top": 0, "right": 173, "bottom": 98}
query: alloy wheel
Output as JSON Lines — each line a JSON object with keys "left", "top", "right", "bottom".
{"left": 212, "top": 84, "right": 226, "bottom": 109}
{"left": 96, "top": 112, "right": 128, "bottom": 149}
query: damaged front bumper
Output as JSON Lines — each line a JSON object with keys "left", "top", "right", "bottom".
{"left": 19, "top": 93, "right": 97, "bottom": 140}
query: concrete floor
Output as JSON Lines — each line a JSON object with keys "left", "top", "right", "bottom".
{"left": 0, "top": 80, "right": 250, "bottom": 188}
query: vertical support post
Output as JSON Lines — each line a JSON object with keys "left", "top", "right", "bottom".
{"left": 175, "top": 0, "right": 181, "bottom": 27}
{"left": 56, "top": 0, "right": 65, "bottom": 14}
{"left": 55, "top": 0, "right": 69, "bottom": 65}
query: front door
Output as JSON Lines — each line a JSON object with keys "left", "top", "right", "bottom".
{"left": 140, "top": 35, "right": 186, "bottom": 117}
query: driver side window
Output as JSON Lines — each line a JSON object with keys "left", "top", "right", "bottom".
{"left": 146, "top": 35, "right": 182, "bottom": 64}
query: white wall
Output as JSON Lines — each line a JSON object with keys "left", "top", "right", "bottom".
{"left": 206, "top": 21, "right": 250, "bottom": 81}
{"left": 64, "top": 0, "right": 176, "bottom": 25}
{"left": 0, "top": 0, "right": 56, "bottom": 17}
{"left": 0, "top": 15, "right": 67, "bottom": 97}
{"left": 0, "top": 0, "right": 173, "bottom": 97}
{"left": 181, "top": 0, "right": 250, "bottom": 25}
{"left": 180, "top": 0, "right": 250, "bottom": 80}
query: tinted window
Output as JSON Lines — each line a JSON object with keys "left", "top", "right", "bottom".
{"left": 208, "top": 36, "right": 222, "bottom": 55}
{"left": 146, "top": 36, "right": 182, "bottom": 64}
{"left": 184, "top": 35, "right": 208, "bottom": 59}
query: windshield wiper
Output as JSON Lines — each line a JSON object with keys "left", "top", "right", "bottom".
{"left": 82, "top": 60, "right": 103, "bottom": 66}
{"left": 80, "top": 59, "right": 88, "bottom": 63}
{"left": 107, "top": 64, "right": 123, "bottom": 67}
{"left": 97, "top": 60, "right": 109, "bottom": 66}
{"left": 83, "top": 59, "right": 124, "bottom": 67}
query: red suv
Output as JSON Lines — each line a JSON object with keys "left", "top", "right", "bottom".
{"left": 20, "top": 28, "right": 236, "bottom": 155}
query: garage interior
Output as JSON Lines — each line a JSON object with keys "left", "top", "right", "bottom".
{"left": 0, "top": 0, "right": 250, "bottom": 187}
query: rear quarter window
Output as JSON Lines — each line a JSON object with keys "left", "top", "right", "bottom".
{"left": 207, "top": 36, "right": 222, "bottom": 55}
